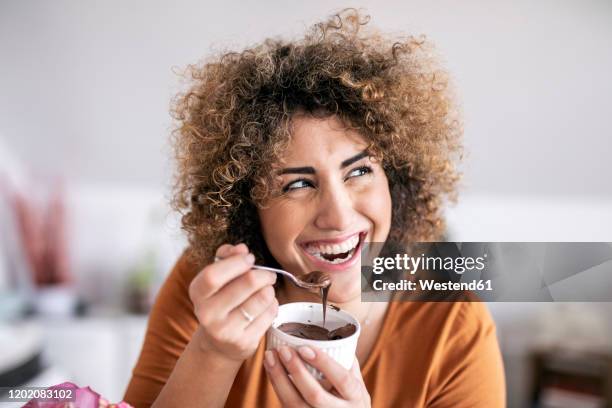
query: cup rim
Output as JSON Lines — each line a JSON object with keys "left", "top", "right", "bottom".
{"left": 269, "top": 302, "right": 361, "bottom": 347}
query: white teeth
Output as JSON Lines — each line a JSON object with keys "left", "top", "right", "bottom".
{"left": 304, "top": 234, "right": 361, "bottom": 263}
{"left": 312, "top": 247, "right": 357, "bottom": 264}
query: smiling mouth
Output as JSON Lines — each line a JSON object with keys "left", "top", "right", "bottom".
{"left": 302, "top": 233, "right": 364, "bottom": 265}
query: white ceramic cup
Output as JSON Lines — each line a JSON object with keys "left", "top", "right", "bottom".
{"left": 266, "top": 302, "right": 361, "bottom": 378}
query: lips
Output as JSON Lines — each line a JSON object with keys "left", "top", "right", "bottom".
{"left": 299, "top": 231, "right": 367, "bottom": 270}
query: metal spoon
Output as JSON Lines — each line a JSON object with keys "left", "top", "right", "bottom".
{"left": 214, "top": 256, "right": 330, "bottom": 290}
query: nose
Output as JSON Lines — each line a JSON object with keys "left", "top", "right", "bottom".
{"left": 313, "top": 182, "right": 356, "bottom": 232}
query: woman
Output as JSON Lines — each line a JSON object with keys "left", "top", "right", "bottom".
{"left": 124, "top": 9, "right": 505, "bottom": 407}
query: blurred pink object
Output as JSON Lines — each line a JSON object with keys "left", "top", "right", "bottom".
{"left": 10, "top": 179, "right": 72, "bottom": 287}
{"left": 23, "top": 382, "right": 133, "bottom": 408}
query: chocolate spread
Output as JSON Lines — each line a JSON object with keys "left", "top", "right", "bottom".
{"left": 302, "top": 270, "right": 332, "bottom": 324}
{"left": 277, "top": 322, "right": 357, "bottom": 340}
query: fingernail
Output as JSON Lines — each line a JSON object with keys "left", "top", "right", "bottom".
{"left": 297, "top": 346, "right": 315, "bottom": 360}
{"left": 245, "top": 253, "right": 255, "bottom": 264}
{"left": 264, "top": 350, "right": 275, "bottom": 368}
{"left": 279, "top": 346, "right": 292, "bottom": 363}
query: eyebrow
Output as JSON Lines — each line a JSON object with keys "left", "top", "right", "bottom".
{"left": 279, "top": 150, "right": 369, "bottom": 175}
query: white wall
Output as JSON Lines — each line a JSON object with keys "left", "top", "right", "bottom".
{"left": 1, "top": 2, "right": 611, "bottom": 406}
{"left": 1, "top": 0, "right": 611, "bottom": 195}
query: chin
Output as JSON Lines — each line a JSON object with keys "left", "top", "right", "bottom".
{"left": 326, "top": 277, "right": 362, "bottom": 304}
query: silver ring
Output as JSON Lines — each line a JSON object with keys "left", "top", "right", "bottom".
{"left": 239, "top": 307, "right": 254, "bottom": 323}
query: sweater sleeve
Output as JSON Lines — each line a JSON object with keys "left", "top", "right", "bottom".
{"left": 123, "top": 253, "right": 201, "bottom": 408}
{"left": 426, "top": 301, "right": 506, "bottom": 408}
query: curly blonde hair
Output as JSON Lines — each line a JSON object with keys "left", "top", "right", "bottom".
{"left": 171, "top": 9, "right": 462, "bottom": 268}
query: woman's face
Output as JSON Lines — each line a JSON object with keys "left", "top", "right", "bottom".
{"left": 258, "top": 115, "right": 392, "bottom": 303}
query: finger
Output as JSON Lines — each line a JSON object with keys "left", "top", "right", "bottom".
{"left": 350, "top": 357, "right": 368, "bottom": 397}
{"left": 350, "top": 357, "right": 365, "bottom": 387}
{"left": 278, "top": 346, "right": 345, "bottom": 407}
{"left": 231, "top": 284, "right": 276, "bottom": 320}
{"left": 225, "top": 287, "right": 276, "bottom": 331}
{"left": 296, "top": 346, "right": 361, "bottom": 401}
{"left": 215, "top": 243, "right": 249, "bottom": 259}
{"left": 263, "top": 349, "right": 306, "bottom": 407}
{"left": 209, "top": 294, "right": 276, "bottom": 345}
{"left": 243, "top": 296, "right": 279, "bottom": 337}
{"left": 216, "top": 286, "right": 278, "bottom": 332}
{"left": 190, "top": 253, "right": 255, "bottom": 299}
{"left": 215, "top": 244, "right": 233, "bottom": 259}
{"left": 206, "top": 269, "right": 276, "bottom": 316}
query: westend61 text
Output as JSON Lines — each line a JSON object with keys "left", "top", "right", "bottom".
{"left": 372, "top": 279, "right": 493, "bottom": 291}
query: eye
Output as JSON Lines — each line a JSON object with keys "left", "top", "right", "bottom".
{"left": 345, "top": 166, "right": 372, "bottom": 180}
{"left": 282, "top": 179, "right": 314, "bottom": 193}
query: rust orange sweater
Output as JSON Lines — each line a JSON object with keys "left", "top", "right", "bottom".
{"left": 124, "top": 254, "right": 505, "bottom": 407}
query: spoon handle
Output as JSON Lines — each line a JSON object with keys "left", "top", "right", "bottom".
{"left": 213, "top": 256, "right": 301, "bottom": 286}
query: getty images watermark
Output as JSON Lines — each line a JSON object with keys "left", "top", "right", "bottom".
{"left": 360, "top": 242, "right": 612, "bottom": 302}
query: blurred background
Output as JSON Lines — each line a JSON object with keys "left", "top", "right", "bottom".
{"left": 1, "top": 0, "right": 611, "bottom": 406}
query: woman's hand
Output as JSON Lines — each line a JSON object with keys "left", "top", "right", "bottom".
{"left": 189, "top": 243, "right": 278, "bottom": 362}
{"left": 264, "top": 346, "right": 371, "bottom": 407}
